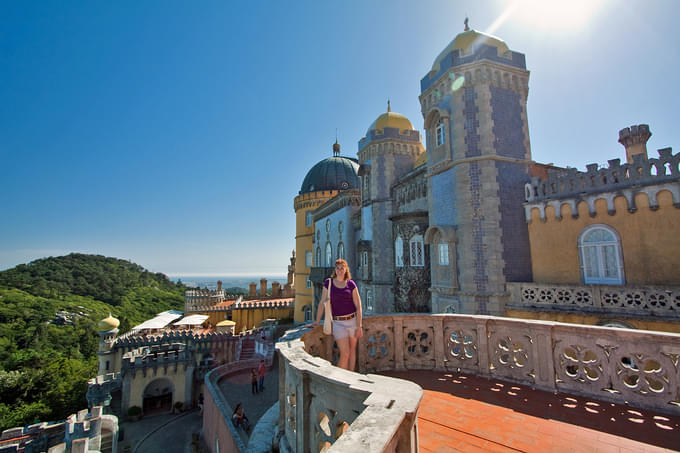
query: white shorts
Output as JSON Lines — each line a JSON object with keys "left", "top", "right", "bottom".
{"left": 332, "top": 317, "right": 358, "bottom": 339}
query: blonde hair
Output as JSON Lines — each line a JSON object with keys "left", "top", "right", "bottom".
{"left": 330, "top": 259, "right": 351, "bottom": 280}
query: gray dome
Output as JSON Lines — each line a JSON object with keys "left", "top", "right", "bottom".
{"left": 299, "top": 155, "right": 360, "bottom": 195}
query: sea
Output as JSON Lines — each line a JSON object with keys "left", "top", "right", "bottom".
{"left": 171, "top": 275, "right": 288, "bottom": 291}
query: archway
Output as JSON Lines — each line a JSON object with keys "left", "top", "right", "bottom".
{"left": 142, "top": 378, "right": 174, "bottom": 416}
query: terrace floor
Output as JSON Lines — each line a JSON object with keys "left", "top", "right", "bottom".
{"left": 381, "top": 370, "right": 679, "bottom": 453}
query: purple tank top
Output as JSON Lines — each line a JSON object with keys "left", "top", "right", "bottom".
{"left": 325, "top": 278, "right": 357, "bottom": 316}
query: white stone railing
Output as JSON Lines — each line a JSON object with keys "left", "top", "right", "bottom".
{"left": 507, "top": 282, "right": 680, "bottom": 317}
{"left": 276, "top": 327, "right": 422, "bottom": 453}
{"left": 281, "top": 314, "right": 680, "bottom": 451}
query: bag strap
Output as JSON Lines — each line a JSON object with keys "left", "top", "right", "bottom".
{"left": 326, "top": 278, "right": 332, "bottom": 316}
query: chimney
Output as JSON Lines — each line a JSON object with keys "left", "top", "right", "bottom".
{"left": 272, "top": 282, "right": 281, "bottom": 298}
{"left": 260, "top": 278, "right": 268, "bottom": 297}
{"left": 618, "top": 124, "right": 651, "bottom": 164}
{"left": 249, "top": 283, "right": 257, "bottom": 297}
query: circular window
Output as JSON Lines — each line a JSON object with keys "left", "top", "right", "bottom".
{"left": 325, "top": 219, "right": 331, "bottom": 232}
{"left": 338, "top": 221, "right": 343, "bottom": 233}
{"left": 340, "top": 181, "right": 349, "bottom": 189}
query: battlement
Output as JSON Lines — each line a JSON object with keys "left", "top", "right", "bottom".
{"left": 525, "top": 147, "right": 680, "bottom": 203}
{"left": 232, "top": 298, "right": 294, "bottom": 310}
{"left": 113, "top": 328, "right": 240, "bottom": 349}
{"left": 1, "top": 406, "right": 111, "bottom": 453}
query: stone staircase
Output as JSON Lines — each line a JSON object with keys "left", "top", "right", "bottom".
{"left": 239, "top": 339, "right": 255, "bottom": 360}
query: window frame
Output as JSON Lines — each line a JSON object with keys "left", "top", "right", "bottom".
{"left": 438, "top": 242, "right": 449, "bottom": 266}
{"left": 436, "top": 122, "right": 445, "bottom": 147}
{"left": 305, "top": 250, "right": 313, "bottom": 268}
{"left": 395, "top": 235, "right": 404, "bottom": 267}
{"left": 578, "top": 224, "right": 625, "bottom": 285}
{"left": 305, "top": 211, "right": 313, "bottom": 227}
{"left": 409, "top": 234, "right": 425, "bottom": 267}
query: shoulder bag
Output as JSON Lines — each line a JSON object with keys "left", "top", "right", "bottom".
{"left": 323, "top": 278, "right": 333, "bottom": 335}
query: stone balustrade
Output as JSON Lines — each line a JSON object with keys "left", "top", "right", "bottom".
{"left": 275, "top": 314, "right": 679, "bottom": 452}
{"left": 506, "top": 282, "right": 680, "bottom": 318}
{"left": 276, "top": 327, "right": 422, "bottom": 453}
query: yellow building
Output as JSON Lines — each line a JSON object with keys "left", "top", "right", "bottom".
{"left": 293, "top": 142, "right": 360, "bottom": 322}
{"left": 511, "top": 125, "right": 680, "bottom": 332}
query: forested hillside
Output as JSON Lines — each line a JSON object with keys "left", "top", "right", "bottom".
{"left": 0, "top": 254, "right": 186, "bottom": 431}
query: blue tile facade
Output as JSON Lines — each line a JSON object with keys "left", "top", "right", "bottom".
{"left": 495, "top": 161, "right": 532, "bottom": 282}
{"left": 463, "top": 87, "right": 481, "bottom": 158}
{"left": 468, "top": 161, "right": 489, "bottom": 300}
{"left": 490, "top": 86, "right": 526, "bottom": 160}
{"left": 431, "top": 171, "right": 456, "bottom": 225}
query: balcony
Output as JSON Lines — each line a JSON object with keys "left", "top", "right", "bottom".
{"left": 276, "top": 314, "right": 680, "bottom": 452}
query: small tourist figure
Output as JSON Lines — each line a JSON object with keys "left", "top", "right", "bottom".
{"left": 251, "top": 368, "right": 258, "bottom": 394}
{"left": 232, "top": 403, "right": 250, "bottom": 431}
{"left": 258, "top": 360, "right": 265, "bottom": 392}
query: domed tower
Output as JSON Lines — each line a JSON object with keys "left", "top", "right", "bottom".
{"left": 420, "top": 19, "right": 532, "bottom": 315}
{"left": 97, "top": 314, "right": 120, "bottom": 375}
{"left": 357, "top": 102, "right": 425, "bottom": 312}
{"left": 294, "top": 142, "right": 360, "bottom": 322}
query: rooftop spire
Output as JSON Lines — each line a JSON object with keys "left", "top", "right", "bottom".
{"left": 464, "top": 17, "right": 470, "bottom": 31}
{"left": 387, "top": 99, "right": 391, "bottom": 112}
{"left": 332, "top": 136, "right": 340, "bottom": 156}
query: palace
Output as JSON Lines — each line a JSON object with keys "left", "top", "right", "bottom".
{"left": 294, "top": 22, "right": 680, "bottom": 332}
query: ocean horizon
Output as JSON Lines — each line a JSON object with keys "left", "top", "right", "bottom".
{"left": 171, "top": 275, "right": 288, "bottom": 291}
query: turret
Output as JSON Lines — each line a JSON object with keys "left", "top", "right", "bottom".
{"left": 619, "top": 124, "right": 651, "bottom": 164}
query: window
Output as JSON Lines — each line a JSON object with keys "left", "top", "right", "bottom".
{"left": 105, "top": 360, "right": 110, "bottom": 371}
{"left": 365, "top": 290, "right": 373, "bottom": 313}
{"left": 578, "top": 225, "right": 624, "bottom": 284}
{"left": 325, "top": 219, "right": 331, "bottom": 233}
{"left": 306, "top": 277, "right": 312, "bottom": 289}
{"left": 436, "top": 122, "right": 445, "bottom": 146}
{"left": 410, "top": 234, "right": 424, "bottom": 267}
{"left": 337, "top": 242, "right": 345, "bottom": 260}
{"left": 305, "top": 211, "right": 313, "bottom": 227}
{"left": 305, "top": 250, "right": 313, "bottom": 268}
{"left": 395, "top": 236, "right": 404, "bottom": 267}
{"left": 316, "top": 230, "right": 320, "bottom": 241}
{"left": 315, "top": 247, "right": 321, "bottom": 267}
{"left": 338, "top": 221, "right": 344, "bottom": 233}
{"left": 303, "top": 305, "right": 312, "bottom": 322}
{"left": 325, "top": 242, "right": 333, "bottom": 266}
{"left": 438, "top": 243, "right": 449, "bottom": 265}
{"left": 362, "top": 251, "right": 369, "bottom": 267}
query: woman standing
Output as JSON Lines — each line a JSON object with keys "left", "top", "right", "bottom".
{"left": 313, "top": 259, "right": 363, "bottom": 371}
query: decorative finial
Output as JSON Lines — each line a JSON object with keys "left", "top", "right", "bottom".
{"left": 387, "top": 99, "right": 391, "bottom": 112}
{"left": 464, "top": 17, "right": 470, "bottom": 31}
{"left": 332, "top": 136, "right": 340, "bottom": 156}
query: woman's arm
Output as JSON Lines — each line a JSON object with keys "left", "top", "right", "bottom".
{"left": 352, "top": 287, "right": 363, "bottom": 338}
{"left": 314, "top": 285, "right": 330, "bottom": 326}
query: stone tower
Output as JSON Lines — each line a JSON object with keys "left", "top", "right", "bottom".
{"left": 420, "top": 21, "right": 533, "bottom": 315}
{"left": 97, "top": 314, "right": 120, "bottom": 375}
{"left": 294, "top": 143, "right": 360, "bottom": 322}
{"left": 357, "top": 102, "right": 425, "bottom": 312}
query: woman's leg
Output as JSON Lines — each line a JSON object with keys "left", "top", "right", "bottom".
{"left": 335, "top": 337, "right": 350, "bottom": 370}
{"left": 348, "top": 335, "right": 358, "bottom": 371}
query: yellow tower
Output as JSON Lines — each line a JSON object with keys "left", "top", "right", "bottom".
{"left": 97, "top": 314, "right": 120, "bottom": 375}
{"left": 293, "top": 142, "right": 360, "bottom": 322}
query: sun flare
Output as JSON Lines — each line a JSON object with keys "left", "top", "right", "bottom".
{"left": 492, "top": 0, "right": 608, "bottom": 34}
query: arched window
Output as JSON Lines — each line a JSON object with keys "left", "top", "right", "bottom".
{"left": 409, "top": 234, "right": 424, "bottom": 267}
{"left": 438, "top": 242, "right": 449, "bottom": 265}
{"left": 436, "top": 122, "right": 446, "bottom": 146}
{"left": 365, "top": 290, "right": 373, "bottom": 313}
{"left": 395, "top": 236, "right": 404, "bottom": 267}
{"left": 315, "top": 247, "right": 321, "bottom": 266}
{"left": 337, "top": 242, "right": 345, "bottom": 260}
{"left": 325, "top": 242, "right": 333, "bottom": 267}
{"left": 578, "top": 225, "right": 624, "bottom": 284}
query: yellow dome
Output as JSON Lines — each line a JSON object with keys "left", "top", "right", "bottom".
{"left": 98, "top": 314, "right": 120, "bottom": 331}
{"left": 431, "top": 29, "right": 510, "bottom": 74}
{"left": 367, "top": 101, "right": 415, "bottom": 134}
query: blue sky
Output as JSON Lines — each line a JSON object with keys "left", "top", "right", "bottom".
{"left": 1, "top": 0, "right": 678, "bottom": 276}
